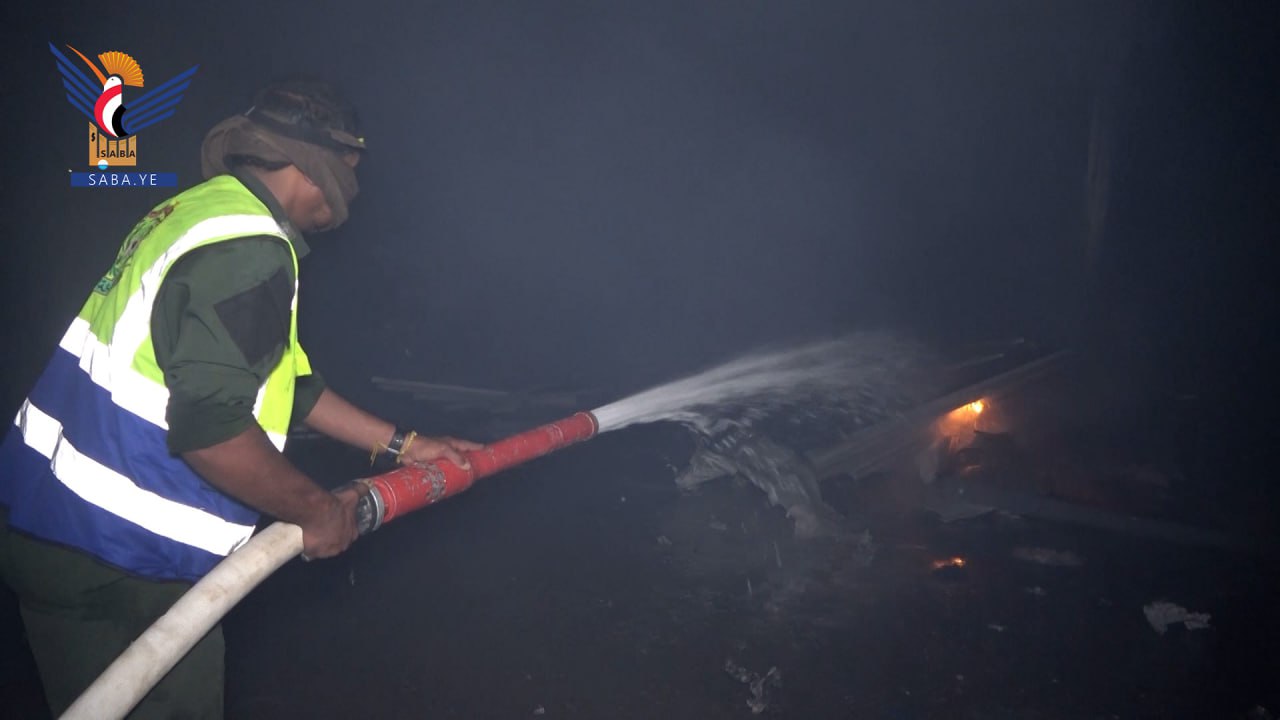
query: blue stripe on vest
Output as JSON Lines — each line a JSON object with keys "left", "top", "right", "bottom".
{"left": 0, "top": 430, "right": 223, "bottom": 582}
{"left": 27, "top": 348, "right": 259, "bottom": 527}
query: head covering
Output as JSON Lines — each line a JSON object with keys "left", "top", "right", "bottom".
{"left": 200, "top": 95, "right": 367, "bottom": 231}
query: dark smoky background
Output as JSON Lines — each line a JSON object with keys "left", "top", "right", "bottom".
{"left": 0, "top": 0, "right": 1276, "bottom": 517}
{"left": 1, "top": 1, "right": 1267, "bottom": 406}
{"left": 2, "top": 4, "right": 1279, "bottom": 718}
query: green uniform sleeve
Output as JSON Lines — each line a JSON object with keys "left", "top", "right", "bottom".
{"left": 291, "top": 372, "right": 327, "bottom": 429}
{"left": 151, "top": 236, "right": 301, "bottom": 454}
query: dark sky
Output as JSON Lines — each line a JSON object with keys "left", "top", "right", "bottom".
{"left": 1, "top": 1, "right": 1275, "bottom": 422}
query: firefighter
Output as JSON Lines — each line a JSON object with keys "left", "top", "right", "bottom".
{"left": 0, "top": 79, "right": 480, "bottom": 718}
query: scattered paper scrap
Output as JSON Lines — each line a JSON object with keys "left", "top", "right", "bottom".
{"left": 725, "top": 659, "right": 782, "bottom": 714}
{"left": 1012, "top": 546, "right": 1083, "bottom": 567}
{"left": 1143, "top": 601, "right": 1211, "bottom": 634}
{"left": 852, "top": 529, "right": 877, "bottom": 567}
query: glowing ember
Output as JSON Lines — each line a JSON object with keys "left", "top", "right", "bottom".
{"left": 942, "top": 398, "right": 988, "bottom": 427}
{"left": 931, "top": 556, "right": 967, "bottom": 570}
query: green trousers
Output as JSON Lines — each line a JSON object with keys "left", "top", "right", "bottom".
{"left": 0, "top": 507, "right": 223, "bottom": 719}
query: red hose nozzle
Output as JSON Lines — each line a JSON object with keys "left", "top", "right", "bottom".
{"left": 355, "top": 411, "right": 598, "bottom": 534}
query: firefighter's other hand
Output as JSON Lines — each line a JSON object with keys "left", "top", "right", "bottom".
{"left": 300, "top": 487, "right": 360, "bottom": 560}
{"left": 400, "top": 435, "right": 484, "bottom": 470}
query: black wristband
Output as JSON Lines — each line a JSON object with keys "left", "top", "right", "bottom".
{"left": 384, "top": 426, "right": 409, "bottom": 458}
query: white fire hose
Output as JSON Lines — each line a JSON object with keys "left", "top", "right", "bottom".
{"left": 60, "top": 522, "right": 304, "bottom": 720}
{"left": 58, "top": 411, "right": 601, "bottom": 718}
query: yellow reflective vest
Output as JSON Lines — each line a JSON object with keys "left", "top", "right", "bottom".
{"left": 0, "top": 176, "right": 312, "bottom": 581}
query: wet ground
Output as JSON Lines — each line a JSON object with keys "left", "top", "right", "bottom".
{"left": 226, "top": 360, "right": 1276, "bottom": 719}
{"left": 3, "top": 364, "right": 1277, "bottom": 718}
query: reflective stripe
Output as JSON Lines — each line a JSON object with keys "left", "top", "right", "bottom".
{"left": 61, "top": 214, "right": 289, "bottom": 431}
{"left": 111, "top": 214, "right": 288, "bottom": 385}
{"left": 59, "top": 317, "right": 170, "bottom": 428}
{"left": 27, "top": 347, "right": 258, "bottom": 523}
{"left": 252, "top": 384, "right": 288, "bottom": 450}
{"left": 15, "top": 400, "right": 255, "bottom": 557}
{"left": 61, "top": 311, "right": 290, "bottom": 446}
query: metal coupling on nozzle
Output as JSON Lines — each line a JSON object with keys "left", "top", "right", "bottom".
{"left": 353, "top": 480, "right": 386, "bottom": 536}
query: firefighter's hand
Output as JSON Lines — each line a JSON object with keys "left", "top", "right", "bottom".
{"left": 400, "top": 435, "right": 484, "bottom": 470}
{"left": 300, "top": 486, "right": 361, "bottom": 560}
